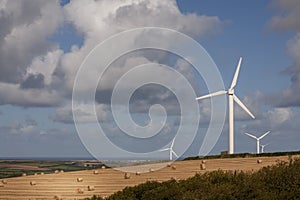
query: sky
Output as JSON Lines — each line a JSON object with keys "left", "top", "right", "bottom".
{"left": 0, "top": 0, "right": 299, "bottom": 159}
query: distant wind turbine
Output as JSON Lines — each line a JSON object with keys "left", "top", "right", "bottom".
{"left": 260, "top": 143, "right": 270, "bottom": 153}
{"left": 196, "top": 57, "right": 255, "bottom": 154}
{"left": 159, "top": 137, "right": 178, "bottom": 161}
{"left": 244, "top": 131, "right": 271, "bottom": 154}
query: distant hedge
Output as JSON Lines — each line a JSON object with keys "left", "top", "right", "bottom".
{"left": 88, "top": 158, "right": 300, "bottom": 200}
{"left": 184, "top": 150, "right": 300, "bottom": 160}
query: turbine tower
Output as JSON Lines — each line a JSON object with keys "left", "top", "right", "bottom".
{"left": 260, "top": 143, "right": 270, "bottom": 153}
{"left": 196, "top": 57, "right": 255, "bottom": 154}
{"left": 244, "top": 131, "right": 270, "bottom": 154}
{"left": 159, "top": 137, "right": 178, "bottom": 161}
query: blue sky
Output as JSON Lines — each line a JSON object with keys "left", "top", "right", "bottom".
{"left": 0, "top": 0, "right": 299, "bottom": 159}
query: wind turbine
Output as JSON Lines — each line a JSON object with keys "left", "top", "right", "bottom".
{"left": 260, "top": 143, "right": 270, "bottom": 153}
{"left": 196, "top": 57, "right": 255, "bottom": 154}
{"left": 159, "top": 137, "right": 178, "bottom": 161}
{"left": 244, "top": 131, "right": 271, "bottom": 154}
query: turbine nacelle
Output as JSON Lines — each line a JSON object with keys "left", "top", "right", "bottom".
{"left": 228, "top": 88, "right": 234, "bottom": 95}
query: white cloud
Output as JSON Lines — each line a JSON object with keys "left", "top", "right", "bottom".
{"left": 0, "top": 82, "right": 61, "bottom": 107}
{"left": 268, "top": 0, "right": 300, "bottom": 107}
{"left": 57, "top": 0, "right": 223, "bottom": 95}
{"left": 26, "top": 49, "right": 63, "bottom": 85}
{"left": 0, "top": 0, "right": 63, "bottom": 83}
{"left": 241, "top": 107, "right": 295, "bottom": 132}
{"left": 0, "top": 0, "right": 224, "bottom": 117}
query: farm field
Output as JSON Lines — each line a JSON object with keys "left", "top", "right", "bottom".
{"left": 0, "top": 160, "right": 103, "bottom": 179}
{"left": 0, "top": 155, "right": 298, "bottom": 199}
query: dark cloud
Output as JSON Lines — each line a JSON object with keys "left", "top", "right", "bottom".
{"left": 128, "top": 84, "right": 180, "bottom": 115}
{"left": 25, "top": 117, "right": 38, "bottom": 126}
{"left": 20, "top": 73, "right": 45, "bottom": 89}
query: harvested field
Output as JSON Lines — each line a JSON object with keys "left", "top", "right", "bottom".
{"left": 0, "top": 155, "right": 296, "bottom": 199}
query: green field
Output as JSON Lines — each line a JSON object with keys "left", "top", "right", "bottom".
{"left": 0, "top": 160, "right": 103, "bottom": 179}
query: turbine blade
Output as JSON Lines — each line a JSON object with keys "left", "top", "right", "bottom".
{"left": 230, "top": 57, "right": 242, "bottom": 90}
{"left": 172, "top": 150, "right": 179, "bottom": 158}
{"left": 159, "top": 148, "right": 169, "bottom": 152}
{"left": 170, "top": 137, "right": 176, "bottom": 148}
{"left": 244, "top": 132, "right": 258, "bottom": 140}
{"left": 259, "top": 131, "right": 270, "bottom": 140}
{"left": 233, "top": 95, "right": 255, "bottom": 119}
{"left": 261, "top": 143, "right": 270, "bottom": 148}
{"left": 195, "top": 90, "right": 227, "bottom": 100}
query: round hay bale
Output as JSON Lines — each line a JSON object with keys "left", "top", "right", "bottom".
{"left": 2, "top": 180, "right": 7, "bottom": 184}
{"left": 77, "top": 188, "right": 84, "bottom": 194}
{"left": 200, "top": 163, "right": 206, "bottom": 170}
{"left": 40, "top": 172, "right": 45, "bottom": 175}
{"left": 22, "top": 173, "right": 27, "bottom": 177}
{"left": 30, "top": 181, "right": 36, "bottom": 186}
{"left": 135, "top": 171, "right": 141, "bottom": 175}
{"left": 60, "top": 170, "right": 64, "bottom": 173}
{"left": 88, "top": 185, "right": 95, "bottom": 191}
{"left": 34, "top": 173, "right": 38, "bottom": 176}
{"left": 124, "top": 172, "right": 131, "bottom": 179}
{"left": 54, "top": 170, "right": 59, "bottom": 174}
{"left": 54, "top": 195, "right": 62, "bottom": 200}
{"left": 257, "top": 159, "right": 262, "bottom": 164}
{"left": 101, "top": 166, "right": 106, "bottom": 169}
{"left": 77, "top": 177, "right": 83, "bottom": 182}
{"left": 171, "top": 165, "right": 177, "bottom": 170}
{"left": 93, "top": 170, "right": 99, "bottom": 174}
{"left": 202, "top": 160, "right": 206, "bottom": 164}
{"left": 149, "top": 168, "right": 154, "bottom": 173}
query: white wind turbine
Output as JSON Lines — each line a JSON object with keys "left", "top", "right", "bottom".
{"left": 260, "top": 143, "right": 270, "bottom": 153}
{"left": 244, "top": 131, "right": 271, "bottom": 154}
{"left": 159, "top": 137, "right": 178, "bottom": 161}
{"left": 196, "top": 57, "right": 255, "bottom": 154}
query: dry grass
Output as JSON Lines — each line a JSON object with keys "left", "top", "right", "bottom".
{"left": 0, "top": 155, "right": 296, "bottom": 199}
